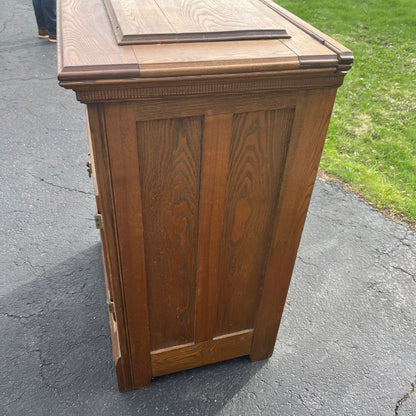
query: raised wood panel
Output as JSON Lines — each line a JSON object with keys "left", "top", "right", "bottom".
{"left": 214, "top": 108, "right": 295, "bottom": 337}
{"left": 137, "top": 117, "right": 203, "bottom": 351}
{"left": 250, "top": 88, "right": 338, "bottom": 361}
{"left": 151, "top": 329, "right": 253, "bottom": 377}
{"left": 103, "top": 0, "right": 173, "bottom": 43}
{"left": 105, "top": 0, "right": 290, "bottom": 45}
{"left": 154, "top": 0, "right": 287, "bottom": 33}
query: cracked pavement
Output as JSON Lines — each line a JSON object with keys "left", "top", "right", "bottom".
{"left": 1, "top": 1, "right": 416, "bottom": 415}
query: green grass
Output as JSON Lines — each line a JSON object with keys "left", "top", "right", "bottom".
{"left": 276, "top": 0, "right": 416, "bottom": 225}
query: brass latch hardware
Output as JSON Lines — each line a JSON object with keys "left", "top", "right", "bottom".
{"left": 108, "top": 300, "right": 115, "bottom": 314}
{"left": 94, "top": 213, "right": 103, "bottom": 229}
{"left": 86, "top": 154, "right": 92, "bottom": 178}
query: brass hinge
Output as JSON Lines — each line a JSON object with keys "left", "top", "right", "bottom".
{"left": 94, "top": 213, "right": 103, "bottom": 229}
{"left": 108, "top": 300, "right": 115, "bottom": 314}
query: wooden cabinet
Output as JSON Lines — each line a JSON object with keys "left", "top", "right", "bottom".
{"left": 58, "top": 0, "right": 352, "bottom": 391}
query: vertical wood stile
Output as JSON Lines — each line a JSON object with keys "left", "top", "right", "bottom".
{"left": 104, "top": 103, "right": 152, "bottom": 388}
{"left": 86, "top": 104, "right": 134, "bottom": 391}
{"left": 195, "top": 114, "right": 233, "bottom": 343}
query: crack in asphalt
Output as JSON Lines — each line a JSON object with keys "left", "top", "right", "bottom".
{"left": 0, "top": 311, "right": 41, "bottom": 320}
{"left": 33, "top": 347, "right": 61, "bottom": 394}
{"left": 297, "top": 256, "right": 319, "bottom": 269}
{"left": 395, "top": 377, "right": 416, "bottom": 415}
{"left": 391, "top": 265, "right": 416, "bottom": 281}
{"left": 28, "top": 173, "right": 94, "bottom": 196}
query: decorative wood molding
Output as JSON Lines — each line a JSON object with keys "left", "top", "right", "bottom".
{"left": 72, "top": 73, "right": 344, "bottom": 103}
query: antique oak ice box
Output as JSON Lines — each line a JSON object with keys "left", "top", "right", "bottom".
{"left": 57, "top": 0, "right": 352, "bottom": 390}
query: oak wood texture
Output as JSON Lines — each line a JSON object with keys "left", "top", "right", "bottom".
{"left": 103, "top": 103, "right": 152, "bottom": 389}
{"left": 250, "top": 88, "right": 338, "bottom": 361}
{"left": 151, "top": 329, "right": 253, "bottom": 377}
{"left": 214, "top": 108, "right": 294, "bottom": 337}
{"left": 57, "top": 0, "right": 352, "bottom": 83}
{"left": 194, "top": 114, "right": 233, "bottom": 343}
{"left": 59, "top": 0, "right": 353, "bottom": 391}
{"left": 137, "top": 116, "right": 203, "bottom": 351}
{"left": 104, "top": 0, "right": 290, "bottom": 45}
{"left": 85, "top": 104, "right": 135, "bottom": 391}
{"left": 72, "top": 71, "right": 345, "bottom": 103}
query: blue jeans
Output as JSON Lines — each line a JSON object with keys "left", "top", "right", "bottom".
{"left": 32, "top": 0, "right": 56, "bottom": 35}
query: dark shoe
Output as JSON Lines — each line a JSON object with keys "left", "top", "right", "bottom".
{"left": 38, "top": 29, "right": 49, "bottom": 39}
{"left": 49, "top": 34, "right": 57, "bottom": 43}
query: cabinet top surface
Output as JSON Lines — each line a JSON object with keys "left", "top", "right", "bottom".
{"left": 104, "top": 0, "right": 290, "bottom": 45}
{"left": 57, "top": 0, "right": 353, "bottom": 83}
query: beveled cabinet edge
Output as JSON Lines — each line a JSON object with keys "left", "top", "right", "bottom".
{"left": 259, "top": 0, "right": 353, "bottom": 66}
{"left": 103, "top": 103, "right": 153, "bottom": 389}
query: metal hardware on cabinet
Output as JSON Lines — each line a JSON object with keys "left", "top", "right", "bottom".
{"left": 310, "top": 32, "right": 325, "bottom": 45}
{"left": 86, "top": 154, "right": 92, "bottom": 178}
{"left": 108, "top": 300, "right": 115, "bottom": 314}
{"left": 94, "top": 213, "right": 103, "bottom": 229}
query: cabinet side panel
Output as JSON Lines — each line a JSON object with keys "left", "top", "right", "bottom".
{"left": 214, "top": 108, "right": 294, "bottom": 337}
{"left": 137, "top": 117, "right": 203, "bottom": 351}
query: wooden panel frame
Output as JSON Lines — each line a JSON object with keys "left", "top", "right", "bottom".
{"left": 194, "top": 113, "right": 233, "bottom": 343}
{"left": 103, "top": 103, "right": 153, "bottom": 389}
{"left": 86, "top": 104, "right": 136, "bottom": 391}
{"left": 152, "top": 329, "right": 253, "bottom": 377}
{"left": 134, "top": 91, "right": 297, "bottom": 121}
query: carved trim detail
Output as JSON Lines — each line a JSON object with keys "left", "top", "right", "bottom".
{"left": 74, "top": 75, "right": 344, "bottom": 103}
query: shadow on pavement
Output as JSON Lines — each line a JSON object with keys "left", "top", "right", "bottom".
{"left": 1, "top": 244, "right": 266, "bottom": 416}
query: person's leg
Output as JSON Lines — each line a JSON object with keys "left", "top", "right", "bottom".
{"left": 42, "top": 0, "right": 56, "bottom": 36}
{"left": 32, "top": 0, "right": 47, "bottom": 35}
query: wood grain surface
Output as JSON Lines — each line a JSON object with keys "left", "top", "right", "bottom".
{"left": 58, "top": 0, "right": 138, "bottom": 77}
{"left": 82, "top": 85, "right": 347, "bottom": 389}
{"left": 85, "top": 104, "right": 135, "bottom": 391}
{"left": 194, "top": 114, "right": 233, "bottom": 343}
{"left": 250, "top": 88, "right": 338, "bottom": 361}
{"left": 58, "top": 0, "right": 351, "bottom": 82}
{"left": 104, "top": 103, "right": 152, "bottom": 388}
{"left": 259, "top": 0, "right": 353, "bottom": 66}
{"left": 214, "top": 108, "right": 295, "bottom": 337}
{"left": 104, "top": 0, "right": 290, "bottom": 44}
{"left": 62, "top": 0, "right": 353, "bottom": 391}
{"left": 132, "top": 40, "right": 298, "bottom": 77}
{"left": 134, "top": 92, "right": 297, "bottom": 122}
{"left": 151, "top": 329, "right": 253, "bottom": 377}
{"left": 137, "top": 116, "right": 203, "bottom": 351}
